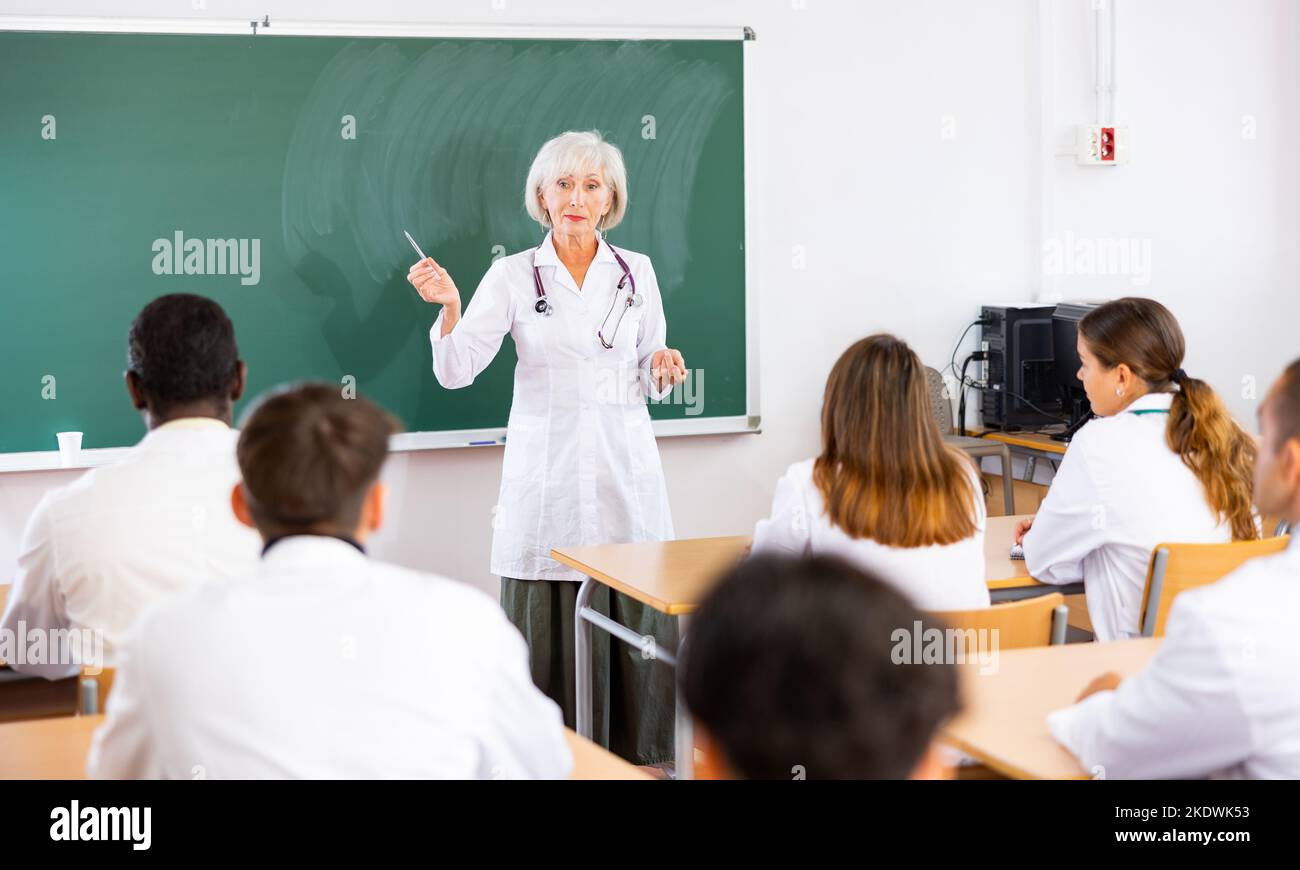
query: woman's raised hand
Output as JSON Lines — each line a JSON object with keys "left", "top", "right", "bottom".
{"left": 407, "top": 257, "right": 461, "bottom": 310}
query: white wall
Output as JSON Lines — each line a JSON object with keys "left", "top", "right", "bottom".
{"left": 1039, "top": 0, "right": 1300, "bottom": 426}
{"left": 1, "top": 0, "right": 1295, "bottom": 597}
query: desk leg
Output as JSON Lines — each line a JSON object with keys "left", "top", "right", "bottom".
{"left": 574, "top": 577, "right": 595, "bottom": 740}
{"left": 1023, "top": 454, "right": 1037, "bottom": 483}
{"left": 673, "top": 612, "right": 693, "bottom": 780}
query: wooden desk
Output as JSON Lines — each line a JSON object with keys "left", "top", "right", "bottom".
{"left": 943, "top": 637, "right": 1161, "bottom": 779}
{"left": 552, "top": 536, "right": 749, "bottom": 616}
{"left": 975, "top": 429, "right": 1068, "bottom": 482}
{"left": 0, "top": 713, "right": 99, "bottom": 779}
{"left": 564, "top": 730, "right": 654, "bottom": 780}
{"left": 0, "top": 583, "right": 9, "bottom": 618}
{"left": 0, "top": 715, "right": 651, "bottom": 780}
{"left": 551, "top": 521, "right": 1062, "bottom": 614}
{"left": 552, "top": 537, "right": 752, "bottom": 780}
{"left": 984, "top": 514, "right": 1084, "bottom": 602}
{"left": 984, "top": 515, "right": 1032, "bottom": 586}
{"left": 552, "top": 522, "right": 1075, "bottom": 778}
{"left": 978, "top": 430, "right": 1068, "bottom": 456}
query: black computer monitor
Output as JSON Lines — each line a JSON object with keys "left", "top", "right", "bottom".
{"left": 1051, "top": 302, "right": 1100, "bottom": 441}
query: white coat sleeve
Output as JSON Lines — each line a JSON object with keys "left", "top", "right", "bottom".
{"left": 429, "top": 260, "right": 515, "bottom": 390}
{"left": 751, "top": 465, "right": 813, "bottom": 558}
{"left": 1021, "top": 440, "right": 1106, "bottom": 586}
{"left": 1046, "top": 595, "right": 1251, "bottom": 779}
{"left": 1, "top": 493, "right": 78, "bottom": 679}
{"left": 634, "top": 259, "right": 673, "bottom": 402}
{"left": 86, "top": 624, "right": 163, "bottom": 779}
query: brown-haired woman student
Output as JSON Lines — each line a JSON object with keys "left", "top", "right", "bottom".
{"left": 1019, "top": 297, "right": 1257, "bottom": 641}
{"left": 752, "top": 333, "right": 990, "bottom": 610}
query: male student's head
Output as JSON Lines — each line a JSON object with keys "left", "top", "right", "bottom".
{"left": 232, "top": 383, "right": 399, "bottom": 544}
{"left": 679, "top": 553, "right": 960, "bottom": 780}
{"left": 125, "top": 293, "right": 247, "bottom": 428}
{"left": 1256, "top": 359, "right": 1300, "bottom": 526}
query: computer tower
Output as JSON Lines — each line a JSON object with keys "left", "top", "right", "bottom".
{"left": 980, "top": 304, "right": 1061, "bottom": 429}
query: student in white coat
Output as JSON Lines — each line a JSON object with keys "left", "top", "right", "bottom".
{"left": 405, "top": 131, "right": 688, "bottom": 764}
{"left": 0, "top": 294, "right": 259, "bottom": 678}
{"left": 1018, "top": 298, "right": 1257, "bottom": 641}
{"left": 1048, "top": 360, "right": 1300, "bottom": 779}
{"left": 88, "top": 384, "right": 571, "bottom": 779}
{"left": 752, "top": 334, "right": 990, "bottom": 611}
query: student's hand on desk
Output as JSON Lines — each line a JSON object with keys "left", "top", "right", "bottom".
{"left": 1013, "top": 516, "right": 1035, "bottom": 545}
{"left": 1077, "top": 672, "right": 1123, "bottom": 702}
{"left": 651, "top": 349, "right": 688, "bottom": 390}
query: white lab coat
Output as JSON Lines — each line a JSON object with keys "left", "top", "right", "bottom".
{"left": 751, "top": 458, "right": 991, "bottom": 611}
{"left": 87, "top": 535, "right": 573, "bottom": 779}
{"left": 430, "top": 232, "right": 675, "bottom": 582}
{"left": 1023, "top": 392, "right": 1232, "bottom": 641}
{"left": 0, "top": 419, "right": 260, "bottom": 677}
{"left": 1048, "top": 536, "right": 1300, "bottom": 779}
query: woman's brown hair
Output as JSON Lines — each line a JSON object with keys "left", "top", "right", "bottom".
{"left": 812, "top": 334, "right": 978, "bottom": 547}
{"left": 1079, "top": 297, "right": 1257, "bottom": 540}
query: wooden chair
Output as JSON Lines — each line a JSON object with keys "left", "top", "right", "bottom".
{"left": 929, "top": 593, "right": 1069, "bottom": 652}
{"left": 1140, "top": 536, "right": 1291, "bottom": 637}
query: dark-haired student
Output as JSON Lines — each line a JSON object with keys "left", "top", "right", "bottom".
{"left": 679, "top": 553, "right": 960, "bottom": 780}
{"left": 1, "top": 294, "right": 259, "bottom": 677}
{"left": 1018, "top": 297, "right": 1257, "bottom": 641}
{"left": 1048, "top": 360, "right": 1300, "bottom": 779}
{"left": 88, "top": 384, "right": 571, "bottom": 779}
{"left": 751, "top": 334, "right": 989, "bottom": 610}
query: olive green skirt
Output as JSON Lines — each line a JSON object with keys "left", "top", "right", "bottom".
{"left": 501, "top": 576, "right": 678, "bottom": 766}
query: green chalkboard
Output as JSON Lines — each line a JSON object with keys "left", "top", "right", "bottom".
{"left": 0, "top": 29, "right": 747, "bottom": 455}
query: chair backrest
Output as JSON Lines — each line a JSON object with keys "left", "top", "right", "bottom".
{"left": 928, "top": 592, "right": 1068, "bottom": 652}
{"left": 925, "top": 366, "right": 954, "bottom": 436}
{"left": 1140, "top": 536, "right": 1291, "bottom": 637}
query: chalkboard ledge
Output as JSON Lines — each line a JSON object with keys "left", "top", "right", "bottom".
{"left": 389, "top": 415, "right": 762, "bottom": 452}
{"left": 0, "top": 416, "right": 761, "bottom": 474}
{"left": 0, "top": 447, "right": 133, "bottom": 474}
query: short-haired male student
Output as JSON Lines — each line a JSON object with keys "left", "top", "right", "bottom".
{"left": 88, "top": 383, "right": 572, "bottom": 779}
{"left": 1, "top": 293, "right": 259, "bottom": 677}
{"left": 679, "top": 553, "right": 960, "bottom": 780}
{"left": 1049, "top": 359, "right": 1300, "bottom": 779}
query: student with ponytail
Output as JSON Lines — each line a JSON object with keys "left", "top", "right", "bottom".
{"left": 1018, "top": 297, "right": 1257, "bottom": 640}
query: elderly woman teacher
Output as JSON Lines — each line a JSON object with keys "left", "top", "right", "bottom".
{"left": 407, "top": 130, "right": 688, "bottom": 765}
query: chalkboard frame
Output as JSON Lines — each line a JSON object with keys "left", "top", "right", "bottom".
{"left": 0, "top": 17, "right": 761, "bottom": 473}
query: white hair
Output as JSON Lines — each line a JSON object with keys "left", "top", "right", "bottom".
{"left": 523, "top": 130, "right": 628, "bottom": 231}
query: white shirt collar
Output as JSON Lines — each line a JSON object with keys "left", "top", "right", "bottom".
{"left": 259, "top": 534, "right": 369, "bottom": 569}
{"left": 136, "top": 417, "right": 233, "bottom": 450}
{"left": 1123, "top": 392, "right": 1175, "bottom": 414}
{"left": 156, "top": 417, "right": 230, "bottom": 431}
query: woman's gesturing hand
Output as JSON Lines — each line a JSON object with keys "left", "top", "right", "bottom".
{"left": 408, "top": 257, "right": 462, "bottom": 336}
{"left": 408, "top": 257, "right": 461, "bottom": 309}
{"left": 651, "top": 348, "right": 688, "bottom": 391}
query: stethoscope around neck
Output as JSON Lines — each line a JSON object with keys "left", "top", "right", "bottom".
{"left": 531, "top": 231, "right": 643, "bottom": 349}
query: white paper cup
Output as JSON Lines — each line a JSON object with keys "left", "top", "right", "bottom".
{"left": 56, "top": 431, "right": 83, "bottom": 468}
